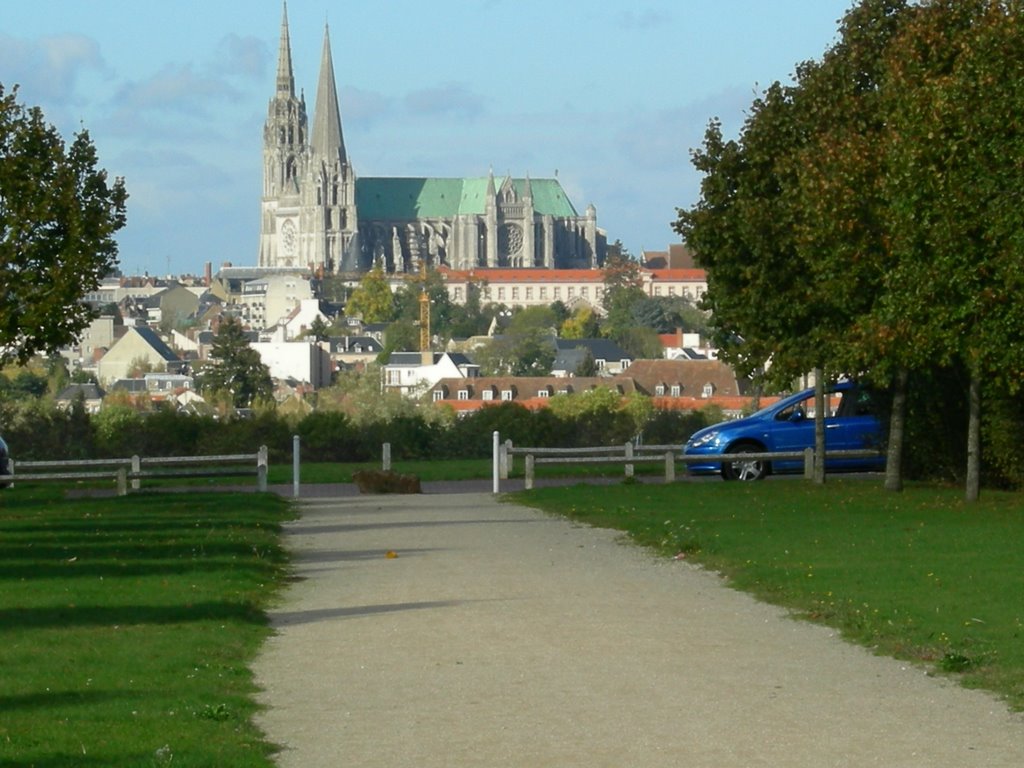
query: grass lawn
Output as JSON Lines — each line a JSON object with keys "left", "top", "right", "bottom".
{"left": 514, "top": 478, "right": 1024, "bottom": 710}
{"left": 0, "top": 487, "right": 294, "bottom": 767}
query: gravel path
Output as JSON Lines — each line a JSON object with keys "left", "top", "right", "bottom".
{"left": 252, "top": 492, "right": 1024, "bottom": 767}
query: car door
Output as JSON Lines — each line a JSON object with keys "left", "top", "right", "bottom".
{"left": 823, "top": 386, "right": 883, "bottom": 469}
{"left": 766, "top": 393, "right": 816, "bottom": 470}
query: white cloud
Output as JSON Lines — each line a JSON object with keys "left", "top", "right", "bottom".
{"left": 212, "top": 34, "right": 269, "bottom": 81}
{"left": 0, "top": 33, "right": 105, "bottom": 102}
{"left": 616, "top": 7, "right": 673, "bottom": 30}
{"left": 403, "top": 83, "right": 485, "bottom": 120}
{"left": 112, "top": 64, "right": 241, "bottom": 117}
{"left": 339, "top": 86, "right": 395, "bottom": 125}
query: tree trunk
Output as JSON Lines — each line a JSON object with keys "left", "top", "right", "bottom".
{"left": 966, "top": 368, "right": 981, "bottom": 503}
{"left": 814, "top": 368, "right": 826, "bottom": 485}
{"left": 884, "top": 368, "right": 908, "bottom": 492}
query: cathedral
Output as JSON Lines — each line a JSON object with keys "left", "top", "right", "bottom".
{"left": 258, "top": 5, "right": 605, "bottom": 275}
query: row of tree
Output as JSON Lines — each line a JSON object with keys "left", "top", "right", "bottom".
{"left": 675, "top": 0, "right": 1024, "bottom": 498}
{"left": 0, "top": 392, "right": 720, "bottom": 465}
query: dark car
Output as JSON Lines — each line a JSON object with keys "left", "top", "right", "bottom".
{"left": 683, "top": 380, "right": 885, "bottom": 481}
{"left": 0, "top": 436, "right": 9, "bottom": 486}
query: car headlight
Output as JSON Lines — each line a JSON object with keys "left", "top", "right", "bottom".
{"left": 687, "top": 430, "right": 720, "bottom": 449}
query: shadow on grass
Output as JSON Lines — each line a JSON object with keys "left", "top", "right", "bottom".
{"left": 0, "top": 558, "right": 280, "bottom": 580}
{"left": 0, "top": 601, "right": 267, "bottom": 630}
{"left": 1, "top": 756, "right": 158, "bottom": 768}
{"left": 0, "top": 688, "right": 147, "bottom": 712}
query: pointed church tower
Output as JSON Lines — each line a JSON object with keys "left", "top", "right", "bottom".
{"left": 302, "top": 23, "right": 358, "bottom": 273}
{"left": 259, "top": 3, "right": 308, "bottom": 267}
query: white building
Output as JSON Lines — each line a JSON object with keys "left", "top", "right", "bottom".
{"left": 436, "top": 266, "right": 707, "bottom": 311}
{"left": 382, "top": 352, "right": 479, "bottom": 398}
{"left": 251, "top": 340, "right": 332, "bottom": 389}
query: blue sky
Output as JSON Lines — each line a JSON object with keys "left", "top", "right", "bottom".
{"left": 2, "top": 0, "right": 856, "bottom": 277}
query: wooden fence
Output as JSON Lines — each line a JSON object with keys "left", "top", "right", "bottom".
{"left": 497, "top": 439, "right": 881, "bottom": 490}
{"left": 4, "top": 447, "right": 269, "bottom": 496}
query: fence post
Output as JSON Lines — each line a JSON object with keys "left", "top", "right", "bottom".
{"left": 257, "top": 445, "right": 268, "bottom": 492}
{"left": 293, "top": 434, "right": 301, "bottom": 499}
{"left": 116, "top": 467, "right": 128, "bottom": 496}
{"left": 664, "top": 451, "right": 675, "bottom": 483}
{"left": 504, "top": 439, "right": 514, "bottom": 477}
{"left": 492, "top": 431, "right": 500, "bottom": 494}
{"left": 131, "top": 455, "right": 141, "bottom": 491}
{"left": 803, "top": 447, "right": 814, "bottom": 479}
{"left": 525, "top": 454, "right": 535, "bottom": 490}
{"left": 499, "top": 439, "right": 509, "bottom": 480}
{"left": 624, "top": 442, "right": 634, "bottom": 478}
{"left": 7, "top": 458, "right": 14, "bottom": 489}
{"left": 382, "top": 442, "right": 391, "bottom": 472}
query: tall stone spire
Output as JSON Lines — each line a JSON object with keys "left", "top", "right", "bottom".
{"left": 310, "top": 23, "right": 347, "bottom": 164}
{"left": 276, "top": 2, "right": 295, "bottom": 97}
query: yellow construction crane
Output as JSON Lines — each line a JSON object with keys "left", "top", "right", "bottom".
{"left": 418, "top": 259, "right": 430, "bottom": 356}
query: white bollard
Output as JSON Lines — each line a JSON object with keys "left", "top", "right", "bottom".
{"left": 293, "top": 434, "right": 301, "bottom": 498}
{"left": 492, "top": 431, "right": 500, "bottom": 494}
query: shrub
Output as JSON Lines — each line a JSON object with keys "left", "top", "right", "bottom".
{"left": 297, "top": 411, "right": 362, "bottom": 462}
{"left": 351, "top": 469, "right": 421, "bottom": 494}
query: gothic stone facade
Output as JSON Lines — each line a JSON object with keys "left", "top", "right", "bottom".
{"left": 259, "top": 6, "right": 604, "bottom": 275}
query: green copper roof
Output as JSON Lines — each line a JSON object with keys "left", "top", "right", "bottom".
{"left": 355, "top": 177, "right": 579, "bottom": 220}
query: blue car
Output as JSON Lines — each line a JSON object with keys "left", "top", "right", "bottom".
{"left": 683, "top": 380, "right": 885, "bottom": 480}
{"left": 0, "top": 436, "right": 9, "bottom": 487}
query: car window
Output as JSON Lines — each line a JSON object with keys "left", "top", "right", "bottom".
{"left": 834, "top": 387, "right": 877, "bottom": 418}
{"left": 775, "top": 394, "right": 814, "bottom": 421}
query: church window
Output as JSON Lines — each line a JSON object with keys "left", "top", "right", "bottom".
{"left": 498, "top": 224, "right": 524, "bottom": 258}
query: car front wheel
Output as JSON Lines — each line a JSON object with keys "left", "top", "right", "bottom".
{"left": 721, "top": 442, "right": 769, "bottom": 481}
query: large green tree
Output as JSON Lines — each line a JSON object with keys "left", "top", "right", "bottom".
{"left": 345, "top": 264, "right": 394, "bottom": 323}
{"left": 601, "top": 247, "right": 646, "bottom": 339}
{"left": 676, "top": 0, "right": 1024, "bottom": 497}
{"left": 876, "top": 0, "right": 1024, "bottom": 499}
{"left": 0, "top": 85, "right": 128, "bottom": 363}
{"left": 199, "top": 317, "right": 273, "bottom": 408}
